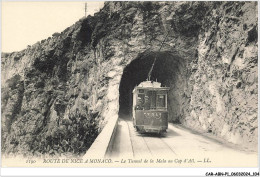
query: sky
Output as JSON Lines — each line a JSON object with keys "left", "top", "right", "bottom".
{"left": 1, "top": 1, "right": 104, "bottom": 53}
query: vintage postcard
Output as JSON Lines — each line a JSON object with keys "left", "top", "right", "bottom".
{"left": 1, "top": 1, "right": 259, "bottom": 176}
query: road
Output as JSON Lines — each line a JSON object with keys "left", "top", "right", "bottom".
{"left": 109, "top": 118, "right": 258, "bottom": 167}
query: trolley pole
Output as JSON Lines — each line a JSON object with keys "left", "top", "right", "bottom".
{"left": 85, "top": 2, "right": 87, "bottom": 17}
{"left": 147, "top": 31, "right": 170, "bottom": 81}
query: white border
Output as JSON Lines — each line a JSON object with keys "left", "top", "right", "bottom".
{"left": 1, "top": 167, "right": 260, "bottom": 176}
{"left": 1, "top": 0, "right": 259, "bottom": 176}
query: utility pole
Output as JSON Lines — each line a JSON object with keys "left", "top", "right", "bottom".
{"left": 85, "top": 2, "right": 87, "bottom": 17}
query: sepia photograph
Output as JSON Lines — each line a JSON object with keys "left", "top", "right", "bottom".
{"left": 1, "top": 0, "right": 259, "bottom": 176}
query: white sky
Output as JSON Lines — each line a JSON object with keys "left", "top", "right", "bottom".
{"left": 1, "top": 1, "right": 104, "bottom": 53}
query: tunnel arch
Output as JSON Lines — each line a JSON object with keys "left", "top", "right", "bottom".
{"left": 118, "top": 51, "right": 189, "bottom": 122}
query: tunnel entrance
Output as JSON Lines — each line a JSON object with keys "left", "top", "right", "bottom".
{"left": 119, "top": 51, "right": 185, "bottom": 121}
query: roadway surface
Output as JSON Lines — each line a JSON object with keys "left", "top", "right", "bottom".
{"left": 109, "top": 117, "right": 258, "bottom": 167}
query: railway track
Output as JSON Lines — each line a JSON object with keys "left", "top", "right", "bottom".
{"left": 109, "top": 117, "right": 257, "bottom": 167}
{"left": 110, "top": 118, "right": 177, "bottom": 158}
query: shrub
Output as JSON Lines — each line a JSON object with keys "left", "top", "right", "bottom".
{"left": 52, "top": 32, "right": 61, "bottom": 37}
{"left": 33, "top": 110, "right": 99, "bottom": 157}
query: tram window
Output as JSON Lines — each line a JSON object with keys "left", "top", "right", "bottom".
{"left": 147, "top": 91, "right": 156, "bottom": 109}
{"left": 136, "top": 94, "right": 145, "bottom": 110}
{"left": 157, "top": 95, "right": 166, "bottom": 108}
{"left": 137, "top": 94, "right": 145, "bottom": 104}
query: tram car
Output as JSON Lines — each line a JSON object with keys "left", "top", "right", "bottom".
{"left": 132, "top": 80, "right": 170, "bottom": 134}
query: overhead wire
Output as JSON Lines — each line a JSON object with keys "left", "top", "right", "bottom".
{"left": 147, "top": 30, "right": 170, "bottom": 81}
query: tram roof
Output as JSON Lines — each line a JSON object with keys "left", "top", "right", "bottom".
{"left": 133, "top": 81, "right": 170, "bottom": 92}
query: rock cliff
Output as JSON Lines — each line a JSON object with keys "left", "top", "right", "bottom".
{"left": 1, "top": 1, "right": 258, "bottom": 157}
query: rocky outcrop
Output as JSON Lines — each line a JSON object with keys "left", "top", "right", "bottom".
{"left": 186, "top": 1, "right": 258, "bottom": 146}
{"left": 1, "top": 1, "right": 258, "bottom": 157}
